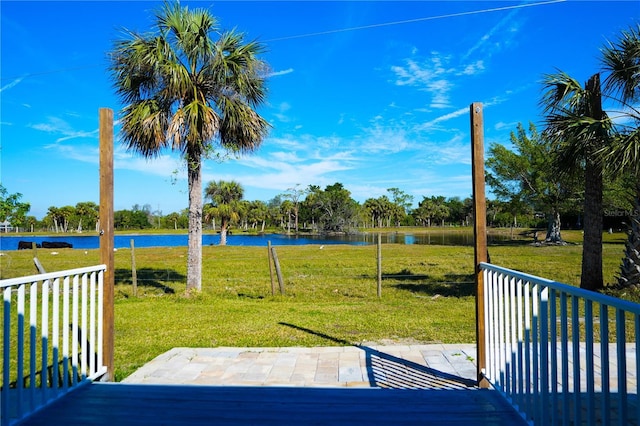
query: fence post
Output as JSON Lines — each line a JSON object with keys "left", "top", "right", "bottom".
{"left": 130, "top": 239, "right": 137, "bottom": 297}
{"left": 267, "top": 241, "right": 275, "bottom": 296}
{"left": 377, "top": 233, "right": 382, "bottom": 298}
{"left": 471, "top": 102, "right": 489, "bottom": 388}
{"left": 271, "top": 247, "right": 285, "bottom": 295}
{"left": 99, "top": 107, "right": 115, "bottom": 382}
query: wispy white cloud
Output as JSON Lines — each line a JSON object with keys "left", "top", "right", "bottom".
{"left": 391, "top": 52, "right": 486, "bottom": 110}
{"left": 457, "top": 60, "right": 485, "bottom": 76}
{"left": 411, "top": 174, "right": 472, "bottom": 200}
{"left": 116, "top": 151, "right": 185, "bottom": 178}
{"left": 358, "top": 124, "right": 413, "bottom": 154}
{"left": 462, "top": 9, "right": 521, "bottom": 60}
{"left": 419, "top": 106, "right": 469, "bottom": 130}
{"left": 45, "top": 138, "right": 187, "bottom": 180}
{"left": 417, "top": 94, "right": 508, "bottom": 131}
{"left": 206, "top": 152, "right": 354, "bottom": 193}
{"left": 33, "top": 116, "right": 98, "bottom": 143}
{"left": 0, "top": 77, "right": 24, "bottom": 93}
{"left": 494, "top": 121, "right": 519, "bottom": 131}
{"left": 269, "top": 68, "right": 294, "bottom": 77}
{"left": 45, "top": 143, "right": 99, "bottom": 163}
{"left": 427, "top": 136, "right": 471, "bottom": 166}
{"left": 272, "top": 102, "right": 293, "bottom": 123}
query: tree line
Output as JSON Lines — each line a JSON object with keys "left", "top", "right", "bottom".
{"left": 1, "top": 173, "right": 634, "bottom": 237}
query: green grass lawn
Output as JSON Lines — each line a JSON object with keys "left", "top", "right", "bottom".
{"left": 0, "top": 229, "right": 630, "bottom": 381}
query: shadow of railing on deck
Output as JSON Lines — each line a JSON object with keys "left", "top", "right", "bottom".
{"left": 278, "top": 322, "right": 476, "bottom": 390}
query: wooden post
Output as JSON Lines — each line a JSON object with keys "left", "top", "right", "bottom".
{"left": 376, "top": 232, "right": 382, "bottom": 298}
{"left": 471, "top": 102, "right": 489, "bottom": 388}
{"left": 267, "top": 241, "right": 275, "bottom": 296}
{"left": 270, "top": 246, "right": 285, "bottom": 295}
{"left": 99, "top": 108, "right": 115, "bottom": 382}
{"left": 130, "top": 239, "right": 137, "bottom": 297}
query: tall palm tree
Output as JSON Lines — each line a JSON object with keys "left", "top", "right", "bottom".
{"left": 541, "top": 72, "right": 613, "bottom": 291}
{"left": 205, "top": 180, "right": 244, "bottom": 245}
{"left": 110, "top": 1, "right": 269, "bottom": 291}
{"left": 600, "top": 25, "right": 640, "bottom": 288}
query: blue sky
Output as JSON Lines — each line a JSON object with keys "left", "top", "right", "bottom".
{"left": 1, "top": 0, "right": 638, "bottom": 219}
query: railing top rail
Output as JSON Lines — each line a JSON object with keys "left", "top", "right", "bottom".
{"left": 0, "top": 264, "right": 107, "bottom": 288}
{"left": 480, "top": 262, "right": 640, "bottom": 314}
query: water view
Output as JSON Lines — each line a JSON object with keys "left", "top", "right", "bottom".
{"left": 0, "top": 231, "right": 514, "bottom": 251}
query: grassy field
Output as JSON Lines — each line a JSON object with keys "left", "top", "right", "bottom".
{"left": 0, "top": 228, "right": 630, "bottom": 381}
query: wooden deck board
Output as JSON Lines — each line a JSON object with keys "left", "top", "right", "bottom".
{"left": 21, "top": 383, "right": 527, "bottom": 425}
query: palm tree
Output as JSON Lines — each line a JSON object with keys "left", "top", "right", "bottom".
{"left": 205, "top": 180, "right": 244, "bottom": 245}
{"left": 110, "top": 1, "right": 269, "bottom": 291}
{"left": 600, "top": 24, "right": 640, "bottom": 288}
{"left": 541, "top": 72, "right": 612, "bottom": 291}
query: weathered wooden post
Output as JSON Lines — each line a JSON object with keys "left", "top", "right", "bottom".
{"left": 270, "top": 246, "right": 285, "bottom": 295}
{"left": 267, "top": 241, "right": 276, "bottom": 296}
{"left": 99, "top": 108, "right": 115, "bottom": 382}
{"left": 130, "top": 239, "right": 138, "bottom": 297}
{"left": 471, "top": 102, "right": 489, "bottom": 388}
{"left": 376, "top": 232, "right": 382, "bottom": 298}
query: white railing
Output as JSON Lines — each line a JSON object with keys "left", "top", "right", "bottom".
{"left": 1, "top": 265, "right": 107, "bottom": 426}
{"left": 481, "top": 262, "right": 640, "bottom": 426}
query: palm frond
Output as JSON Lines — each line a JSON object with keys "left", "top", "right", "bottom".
{"left": 602, "top": 126, "right": 640, "bottom": 176}
{"left": 540, "top": 71, "right": 585, "bottom": 114}
{"left": 601, "top": 24, "right": 640, "bottom": 104}
{"left": 218, "top": 96, "right": 270, "bottom": 153}
{"left": 120, "top": 100, "right": 171, "bottom": 157}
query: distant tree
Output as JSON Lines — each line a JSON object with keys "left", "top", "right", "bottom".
{"left": 486, "top": 122, "right": 580, "bottom": 240}
{"left": 75, "top": 201, "right": 99, "bottom": 233}
{"left": 387, "top": 187, "right": 413, "bottom": 226}
{"left": 110, "top": 1, "right": 269, "bottom": 291}
{"left": 205, "top": 180, "right": 244, "bottom": 245}
{"left": 363, "top": 196, "right": 395, "bottom": 227}
{"left": 282, "top": 185, "right": 305, "bottom": 233}
{"left": 446, "top": 197, "right": 472, "bottom": 227}
{"left": 0, "top": 185, "right": 30, "bottom": 232}
{"left": 267, "top": 195, "right": 285, "bottom": 229}
{"left": 25, "top": 216, "right": 38, "bottom": 233}
{"left": 246, "top": 200, "right": 268, "bottom": 232}
{"left": 299, "top": 185, "right": 321, "bottom": 231}
{"left": 413, "top": 196, "right": 449, "bottom": 227}
{"left": 164, "top": 212, "right": 183, "bottom": 230}
{"left": 114, "top": 207, "right": 152, "bottom": 230}
{"left": 279, "top": 199, "right": 294, "bottom": 233}
{"left": 307, "top": 183, "right": 358, "bottom": 233}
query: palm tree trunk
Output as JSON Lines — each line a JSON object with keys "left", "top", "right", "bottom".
{"left": 186, "top": 156, "right": 203, "bottom": 292}
{"left": 220, "top": 219, "right": 228, "bottom": 246}
{"left": 617, "top": 180, "right": 640, "bottom": 288}
{"left": 545, "top": 211, "right": 562, "bottom": 242}
{"left": 581, "top": 157, "right": 604, "bottom": 291}
{"left": 581, "top": 73, "right": 605, "bottom": 291}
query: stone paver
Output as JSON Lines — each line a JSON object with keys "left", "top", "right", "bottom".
{"left": 122, "top": 344, "right": 479, "bottom": 389}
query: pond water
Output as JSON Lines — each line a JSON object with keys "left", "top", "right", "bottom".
{"left": 0, "top": 231, "right": 513, "bottom": 251}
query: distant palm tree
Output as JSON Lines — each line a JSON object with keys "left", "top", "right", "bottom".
{"left": 205, "top": 180, "right": 244, "bottom": 245}
{"left": 600, "top": 25, "right": 640, "bottom": 288}
{"left": 541, "top": 72, "right": 613, "bottom": 291}
{"left": 110, "top": 1, "right": 269, "bottom": 291}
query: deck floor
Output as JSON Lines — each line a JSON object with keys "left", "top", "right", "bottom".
{"left": 22, "top": 383, "right": 527, "bottom": 425}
